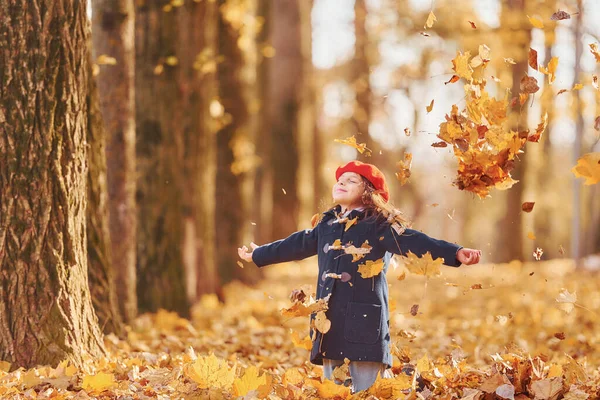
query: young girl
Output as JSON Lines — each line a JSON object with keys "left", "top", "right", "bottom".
{"left": 238, "top": 160, "right": 481, "bottom": 393}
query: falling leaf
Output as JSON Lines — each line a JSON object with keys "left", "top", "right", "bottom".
{"left": 431, "top": 141, "right": 448, "bottom": 148}
{"left": 504, "top": 57, "right": 517, "bottom": 65}
{"left": 527, "top": 231, "right": 536, "bottom": 240}
{"left": 410, "top": 304, "right": 419, "bottom": 316}
{"left": 329, "top": 239, "right": 343, "bottom": 250}
{"left": 334, "top": 136, "right": 372, "bottom": 156}
{"left": 402, "top": 251, "right": 443, "bottom": 277}
{"left": 426, "top": 99, "right": 435, "bottom": 113}
{"left": 471, "top": 283, "right": 483, "bottom": 290}
{"left": 96, "top": 54, "right": 117, "bottom": 65}
{"left": 314, "top": 311, "right": 331, "bottom": 334}
{"left": 554, "top": 332, "right": 566, "bottom": 340}
{"left": 557, "top": 89, "right": 568, "bottom": 95}
{"left": 520, "top": 75, "right": 540, "bottom": 94}
{"left": 332, "top": 358, "right": 351, "bottom": 383}
{"left": 539, "top": 57, "right": 559, "bottom": 84}
{"left": 282, "top": 188, "right": 286, "bottom": 194}
{"left": 445, "top": 75, "right": 460, "bottom": 85}
{"left": 343, "top": 240, "right": 372, "bottom": 262}
{"left": 573, "top": 83, "right": 583, "bottom": 90}
{"left": 357, "top": 258, "right": 385, "bottom": 278}
{"left": 165, "top": 56, "right": 178, "bottom": 66}
{"left": 592, "top": 75, "right": 598, "bottom": 90}
{"left": 468, "top": 21, "right": 477, "bottom": 29}
{"left": 533, "top": 247, "right": 544, "bottom": 261}
{"left": 551, "top": 10, "right": 571, "bottom": 20}
{"left": 527, "top": 15, "right": 544, "bottom": 28}
{"left": 424, "top": 11, "right": 437, "bottom": 29}
{"left": 395, "top": 153, "right": 412, "bottom": 185}
{"left": 452, "top": 51, "right": 473, "bottom": 81}
{"left": 236, "top": 261, "right": 244, "bottom": 269}
{"left": 290, "top": 330, "right": 312, "bottom": 350}
{"left": 404, "top": 127, "right": 411, "bottom": 136}
{"left": 589, "top": 43, "right": 600, "bottom": 63}
{"left": 556, "top": 288, "right": 577, "bottom": 314}
{"left": 420, "top": 31, "right": 431, "bottom": 37}
{"left": 528, "top": 48, "right": 538, "bottom": 70}
{"left": 522, "top": 202, "right": 535, "bottom": 212}
{"left": 572, "top": 152, "right": 600, "bottom": 185}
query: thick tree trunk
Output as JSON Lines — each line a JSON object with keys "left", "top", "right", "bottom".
{"left": 216, "top": 0, "right": 247, "bottom": 284}
{"left": 0, "top": 0, "right": 105, "bottom": 368}
{"left": 91, "top": 0, "right": 138, "bottom": 322}
{"left": 135, "top": 0, "right": 189, "bottom": 316}
{"left": 497, "top": 0, "right": 530, "bottom": 263}
{"left": 269, "top": 0, "right": 302, "bottom": 240}
{"left": 86, "top": 42, "right": 125, "bottom": 336}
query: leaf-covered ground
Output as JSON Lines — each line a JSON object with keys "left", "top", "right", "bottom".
{"left": 1, "top": 258, "right": 599, "bottom": 399}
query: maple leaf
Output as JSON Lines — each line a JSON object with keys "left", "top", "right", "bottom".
{"left": 329, "top": 239, "right": 343, "bottom": 250}
{"left": 556, "top": 288, "right": 577, "bottom": 314}
{"left": 528, "top": 113, "right": 547, "bottom": 142}
{"left": 232, "top": 366, "right": 271, "bottom": 397}
{"left": 81, "top": 372, "right": 117, "bottom": 393}
{"left": 186, "top": 353, "right": 236, "bottom": 389}
{"left": 357, "top": 258, "right": 385, "bottom": 278}
{"left": 539, "top": 57, "right": 559, "bottom": 84}
{"left": 290, "top": 330, "right": 312, "bottom": 350}
{"left": 281, "top": 294, "right": 330, "bottom": 318}
{"left": 334, "top": 136, "right": 372, "bottom": 155}
{"left": 571, "top": 152, "right": 600, "bottom": 185}
{"left": 282, "top": 368, "right": 304, "bottom": 386}
{"left": 402, "top": 251, "right": 443, "bottom": 277}
{"left": 310, "top": 377, "right": 351, "bottom": 398}
{"left": 452, "top": 51, "right": 473, "bottom": 81}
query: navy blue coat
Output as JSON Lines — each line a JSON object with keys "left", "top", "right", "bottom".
{"left": 252, "top": 204, "right": 463, "bottom": 368}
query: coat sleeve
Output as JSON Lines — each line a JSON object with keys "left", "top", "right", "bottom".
{"left": 252, "top": 226, "right": 319, "bottom": 268}
{"left": 376, "top": 222, "right": 463, "bottom": 267}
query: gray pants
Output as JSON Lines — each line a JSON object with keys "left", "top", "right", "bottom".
{"left": 322, "top": 358, "right": 392, "bottom": 393}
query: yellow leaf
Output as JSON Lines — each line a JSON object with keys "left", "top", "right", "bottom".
{"left": 397, "top": 271, "right": 406, "bottom": 281}
{"left": 527, "top": 15, "right": 544, "bottom": 29}
{"left": 330, "top": 239, "right": 343, "bottom": 250}
{"left": 280, "top": 294, "right": 330, "bottom": 318}
{"left": 357, "top": 258, "right": 385, "bottom": 278}
{"left": 343, "top": 240, "right": 372, "bottom": 262}
{"left": 424, "top": 11, "right": 437, "bottom": 29}
{"left": 290, "top": 330, "right": 312, "bottom": 350}
{"left": 165, "top": 56, "right": 178, "bottom": 66}
{"left": 310, "top": 378, "right": 351, "bottom": 398}
{"left": 96, "top": 54, "right": 117, "bottom": 65}
{"left": 573, "top": 83, "right": 583, "bottom": 90}
{"left": 590, "top": 43, "right": 600, "bottom": 63}
{"left": 527, "top": 231, "right": 536, "bottom": 240}
{"left": 81, "top": 372, "right": 117, "bottom": 393}
{"left": 332, "top": 358, "right": 351, "bottom": 382}
{"left": 416, "top": 354, "right": 431, "bottom": 372}
{"left": 571, "top": 152, "right": 600, "bottom": 185}
{"left": 153, "top": 64, "right": 164, "bottom": 75}
{"left": 314, "top": 311, "right": 331, "bottom": 334}
{"left": 0, "top": 361, "right": 10, "bottom": 372}
{"left": 402, "top": 251, "right": 443, "bottom": 277}
{"left": 334, "top": 135, "right": 371, "bottom": 155}
{"left": 344, "top": 217, "right": 357, "bottom": 231}
{"left": 233, "top": 366, "right": 271, "bottom": 397}
{"left": 452, "top": 51, "right": 473, "bottom": 81}
{"left": 262, "top": 45, "right": 276, "bottom": 58}
{"left": 282, "top": 367, "right": 304, "bottom": 386}
{"left": 186, "top": 353, "right": 235, "bottom": 389}
{"left": 539, "top": 57, "right": 559, "bottom": 85}
{"left": 426, "top": 99, "right": 434, "bottom": 113}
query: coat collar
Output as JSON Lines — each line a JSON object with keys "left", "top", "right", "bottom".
{"left": 324, "top": 204, "right": 367, "bottom": 219}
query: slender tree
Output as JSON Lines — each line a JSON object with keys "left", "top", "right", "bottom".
{"left": 0, "top": 0, "right": 105, "bottom": 368}
{"left": 91, "top": 0, "right": 138, "bottom": 322}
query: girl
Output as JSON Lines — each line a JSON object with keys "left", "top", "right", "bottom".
{"left": 238, "top": 160, "right": 481, "bottom": 393}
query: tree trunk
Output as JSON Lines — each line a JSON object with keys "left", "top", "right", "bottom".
{"left": 215, "top": 0, "right": 247, "bottom": 284}
{"left": 91, "top": 0, "right": 138, "bottom": 323}
{"left": 497, "top": 0, "right": 530, "bottom": 263}
{"left": 269, "top": 0, "right": 302, "bottom": 240}
{"left": 86, "top": 41, "right": 125, "bottom": 336}
{"left": 0, "top": 0, "right": 105, "bottom": 368}
{"left": 190, "top": 2, "right": 220, "bottom": 297}
{"left": 135, "top": 0, "right": 190, "bottom": 317}
{"left": 352, "top": 0, "right": 376, "bottom": 161}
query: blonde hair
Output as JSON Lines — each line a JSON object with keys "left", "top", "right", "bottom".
{"left": 360, "top": 177, "right": 411, "bottom": 234}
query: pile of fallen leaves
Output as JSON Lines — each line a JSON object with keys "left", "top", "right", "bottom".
{"left": 1, "top": 257, "right": 599, "bottom": 399}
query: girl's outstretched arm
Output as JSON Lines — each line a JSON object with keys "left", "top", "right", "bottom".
{"left": 240, "top": 226, "right": 319, "bottom": 268}
{"left": 377, "top": 222, "right": 463, "bottom": 267}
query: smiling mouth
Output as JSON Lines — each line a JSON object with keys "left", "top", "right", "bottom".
{"left": 335, "top": 189, "right": 347, "bottom": 193}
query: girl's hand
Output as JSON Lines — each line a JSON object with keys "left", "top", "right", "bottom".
{"left": 457, "top": 248, "right": 482, "bottom": 265}
{"left": 238, "top": 242, "right": 259, "bottom": 263}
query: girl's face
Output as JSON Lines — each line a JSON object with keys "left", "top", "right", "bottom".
{"left": 332, "top": 172, "right": 366, "bottom": 209}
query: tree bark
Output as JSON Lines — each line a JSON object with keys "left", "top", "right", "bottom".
{"left": 0, "top": 0, "right": 105, "bottom": 368}
{"left": 91, "top": 0, "right": 138, "bottom": 323}
{"left": 86, "top": 40, "right": 125, "bottom": 336}
{"left": 268, "top": 0, "right": 302, "bottom": 240}
{"left": 135, "top": 0, "right": 190, "bottom": 316}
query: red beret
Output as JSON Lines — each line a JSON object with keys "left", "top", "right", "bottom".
{"left": 336, "top": 161, "right": 390, "bottom": 202}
